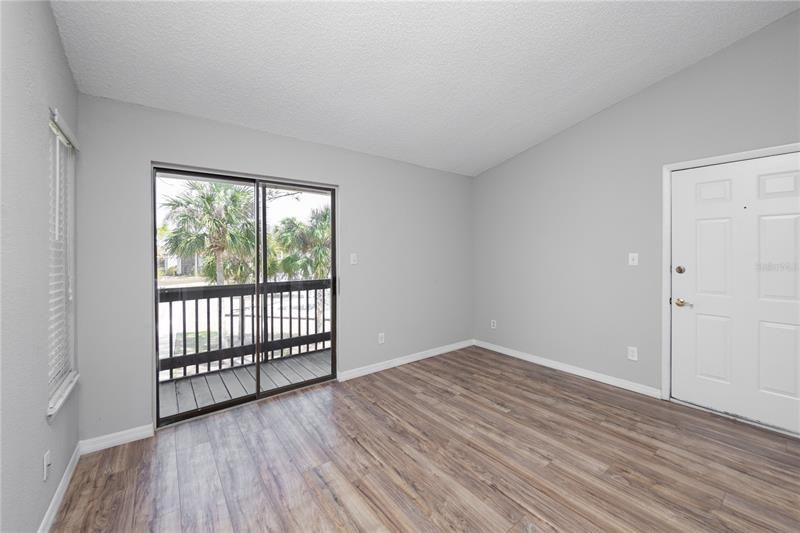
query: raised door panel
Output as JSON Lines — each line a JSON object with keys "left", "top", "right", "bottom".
{"left": 695, "top": 314, "right": 731, "bottom": 383}
{"left": 758, "top": 214, "right": 800, "bottom": 301}
{"left": 758, "top": 321, "right": 799, "bottom": 399}
{"left": 696, "top": 218, "right": 731, "bottom": 296}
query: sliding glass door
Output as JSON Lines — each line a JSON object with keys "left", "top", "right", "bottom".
{"left": 154, "top": 169, "right": 335, "bottom": 426}
{"left": 257, "top": 183, "right": 335, "bottom": 395}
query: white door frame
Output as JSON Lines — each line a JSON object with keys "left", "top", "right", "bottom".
{"left": 660, "top": 143, "right": 800, "bottom": 402}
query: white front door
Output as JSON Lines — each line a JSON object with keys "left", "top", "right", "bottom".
{"left": 671, "top": 151, "right": 800, "bottom": 434}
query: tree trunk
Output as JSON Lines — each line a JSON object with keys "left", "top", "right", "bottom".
{"left": 215, "top": 251, "right": 224, "bottom": 285}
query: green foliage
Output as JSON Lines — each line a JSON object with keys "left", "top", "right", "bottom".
{"left": 271, "top": 206, "right": 331, "bottom": 281}
{"left": 162, "top": 181, "right": 255, "bottom": 284}
{"left": 157, "top": 266, "right": 178, "bottom": 277}
{"left": 198, "top": 253, "right": 254, "bottom": 284}
{"left": 161, "top": 181, "right": 331, "bottom": 284}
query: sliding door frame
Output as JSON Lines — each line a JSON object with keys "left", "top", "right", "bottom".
{"left": 151, "top": 164, "right": 338, "bottom": 427}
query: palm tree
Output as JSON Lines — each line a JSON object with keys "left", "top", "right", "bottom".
{"left": 162, "top": 181, "right": 255, "bottom": 285}
{"left": 272, "top": 206, "right": 331, "bottom": 280}
{"left": 272, "top": 206, "right": 331, "bottom": 330}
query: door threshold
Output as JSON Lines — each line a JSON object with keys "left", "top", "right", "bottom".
{"left": 670, "top": 397, "right": 799, "bottom": 440}
{"left": 157, "top": 375, "right": 337, "bottom": 428}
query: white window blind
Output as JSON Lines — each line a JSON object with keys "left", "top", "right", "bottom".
{"left": 48, "top": 118, "right": 77, "bottom": 410}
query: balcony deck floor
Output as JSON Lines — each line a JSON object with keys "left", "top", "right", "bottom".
{"left": 158, "top": 350, "right": 332, "bottom": 419}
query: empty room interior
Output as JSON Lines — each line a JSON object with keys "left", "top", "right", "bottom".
{"left": 3, "top": 1, "right": 800, "bottom": 531}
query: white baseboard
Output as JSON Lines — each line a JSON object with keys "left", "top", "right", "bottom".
{"left": 337, "top": 339, "right": 661, "bottom": 400}
{"left": 79, "top": 424, "right": 154, "bottom": 455}
{"left": 338, "top": 339, "right": 474, "bottom": 382}
{"left": 473, "top": 340, "right": 662, "bottom": 399}
{"left": 37, "top": 339, "right": 659, "bottom": 531}
{"left": 38, "top": 424, "right": 154, "bottom": 531}
{"left": 37, "top": 444, "right": 80, "bottom": 533}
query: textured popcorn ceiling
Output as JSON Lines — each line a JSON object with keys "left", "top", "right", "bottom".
{"left": 52, "top": 1, "right": 797, "bottom": 176}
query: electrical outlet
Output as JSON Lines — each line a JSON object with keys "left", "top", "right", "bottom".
{"left": 490, "top": 320, "right": 497, "bottom": 329}
{"left": 377, "top": 332, "right": 385, "bottom": 344}
{"left": 628, "top": 252, "right": 639, "bottom": 266}
{"left": 350, "top": 253, "right": 358, "bottom": 265}
{"left": 627, "top": 346, "right": 638, "bottom": 361}
{"left": 43, "top": 450, "right": 51, "bottom": 481}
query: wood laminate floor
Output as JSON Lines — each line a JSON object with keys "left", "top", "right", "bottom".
{"left": 54, "top": 346, "right": 800, "bottom": 532}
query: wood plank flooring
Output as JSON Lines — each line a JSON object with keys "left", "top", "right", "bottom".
{"left": 159, "top": 350, "right": 332, "bottom": 418}
{"left": 54, "top": 346, "right": 800, "bottom": 532}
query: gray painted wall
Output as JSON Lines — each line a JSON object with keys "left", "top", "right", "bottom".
{"left": 75, "top": 95, "right": 473, "bottom": 440}
{"left": 1, "top": 2, "right": 81, "bottom": 531}
{"left": 4, "top": 7, "right": 798, "bottom": 530}
{"left": 473, "top": 12, "right": 800, "bottom": 389}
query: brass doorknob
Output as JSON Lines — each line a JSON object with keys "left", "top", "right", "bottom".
{"left": 675, "top": 298, "right": 687, "bottom": 307}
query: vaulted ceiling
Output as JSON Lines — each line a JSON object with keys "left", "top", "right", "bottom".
{"left": 52, "top": 1, "right": 798, "bottom": 176}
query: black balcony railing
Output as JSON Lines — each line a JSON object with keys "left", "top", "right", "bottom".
{"left": 157, "top": 279, "right": 332, "bottom": 382}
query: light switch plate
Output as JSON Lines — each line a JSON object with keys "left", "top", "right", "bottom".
{"left": 43, "top": 450, "right": 51, "bottom": 481}
{"left": 350, "top": 253, "right": 358, "bottom": 265}
{"left": 628, "top": 252, "right": 639, "bottom": 266}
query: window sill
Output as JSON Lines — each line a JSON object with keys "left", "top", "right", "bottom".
{"left": 47, "top": 371, "right": 79, "bottom": 419}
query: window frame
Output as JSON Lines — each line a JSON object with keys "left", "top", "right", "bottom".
{"left": 46, "top": 115, "right": 79, "bottom": 418}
